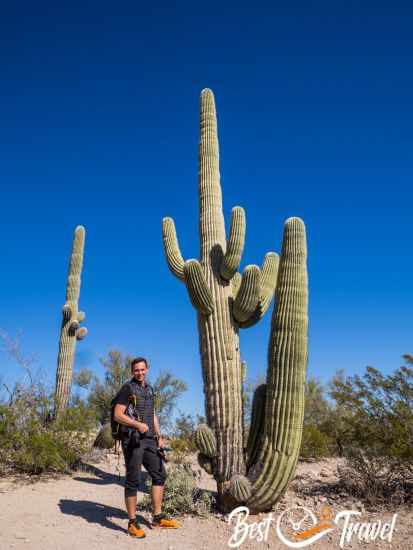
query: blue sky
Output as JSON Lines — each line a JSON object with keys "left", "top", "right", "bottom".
{"left": 0, "top": 2, "right": 412, "bottom": 418}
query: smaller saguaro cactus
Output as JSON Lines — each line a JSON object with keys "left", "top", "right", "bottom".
{"left": 54, "top": 226, "right": 87, "bottom": 418}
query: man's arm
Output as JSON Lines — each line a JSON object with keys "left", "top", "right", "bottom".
{"left": 154, "top": 413, "right": 167, "bottom": 448}
{"left": 153, "top": 413, "right": 161, "bottom": 438}
{"left": 114, "top": 403, "right": 148, "bottom": 433}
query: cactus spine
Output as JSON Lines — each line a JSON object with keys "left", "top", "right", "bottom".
{"left": 162, "top": 90, "right": 308, "bottom": 512}
{"left": 54, "top": 226, "right": 87, "bottom": 418}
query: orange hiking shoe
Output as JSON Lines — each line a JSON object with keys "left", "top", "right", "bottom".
{"left": 152, "top": 513, "right": 181, "bottom": 529}
{"left": 127, "top": 519, "right": 146, "bottom": 538}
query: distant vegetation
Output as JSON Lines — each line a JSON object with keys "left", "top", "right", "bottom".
{"left": 1, "top": 333, "right": 411, "bottom": 505}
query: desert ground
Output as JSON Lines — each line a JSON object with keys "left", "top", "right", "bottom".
{"left": 0, "top": 451, "right": 411, "bottom": 550}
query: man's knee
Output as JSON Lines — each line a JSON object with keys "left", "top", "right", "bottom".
{"left": 124, "top": 486, "right": 138, "bottom": 497}
{"left": 151, "top": 462, "right": 167, "bottom": 486}
{"left": 122, "top": 443, "right": 143, "bottom": 496}
{"left": 124, "top": 469, "right": 141, "bottom": 495}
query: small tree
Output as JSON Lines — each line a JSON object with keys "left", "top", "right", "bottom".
{"left": 152, "top": 372, "right": 187, "bottom": 432}
{"left": 329, "top": 358, "right": 413, "bottom": 469}
{"left": 300, "top": 376, "right": 333, "bottom": 458}
{"left": 75, "top": 350, "right": 133, "bottom": 423}
{"left": 80, "top": 350, "right": 188, "bottom": 430}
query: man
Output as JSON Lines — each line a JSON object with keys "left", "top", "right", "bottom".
{"left": 113, "top": 356, "right": 181, "bottom": 538}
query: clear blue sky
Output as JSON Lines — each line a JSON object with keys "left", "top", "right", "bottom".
{"left": 1, "top": 2, "right": 412, "bottom": 417}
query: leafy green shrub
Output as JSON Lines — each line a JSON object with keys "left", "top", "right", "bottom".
{"left": 330, "top": 362, "right": 413, "bottom": 466}
{"left": 332, "top": 358, "right": 413, "bottom": 505}
{"left": 0, "top": 390, "right": 97, "bottom": 475}
{"left": 300, "top": 425, "right": 332, "bottom": 459}
{"left": 299, "top": 377, "right": 334, "bottom": 458}
{"left": 141, "top": 463, "right": 214, "bottom": 517}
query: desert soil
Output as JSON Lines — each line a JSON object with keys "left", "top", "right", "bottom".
{"left": 0, "top": 451, "right": 411, "bottom": 550}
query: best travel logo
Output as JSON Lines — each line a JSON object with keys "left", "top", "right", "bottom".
{"left": 227, "top": 505, "right": 398, "bottom": 548}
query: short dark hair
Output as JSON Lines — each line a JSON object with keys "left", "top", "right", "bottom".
{"left": 130, "top": 357, "right": 149, "bottom": 370}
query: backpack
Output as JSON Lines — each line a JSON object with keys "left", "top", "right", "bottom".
{"left": 110, "top": 380, "right": 154, "bottom": 440}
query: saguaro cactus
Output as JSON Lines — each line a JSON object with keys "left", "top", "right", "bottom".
{"left": 54, "top": 225, "right": 87, "bottom": 418}
{"left": 246, "top": 217, "right": 308, "bottom": 511}
{"left": 162, "top": 89, "right": 308, "bottom": 512}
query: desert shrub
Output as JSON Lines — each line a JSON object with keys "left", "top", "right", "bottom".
{"left": 300, "top": 377, "right": 335, "bottom": 458}
{"left": 300, "top": 425, "right": 332, "bottom": 459}
{"left": 332, "top": 358, "right": 413, "bottom": 504}
{"left": 0, "top": 389, "right": 97, "bottom": 475}
{"left": 172, "top": 411, "right": 206, "bottom": 454}
{"left": 141, "top": 463, "right": 214, "bottom": 517}
{"left": 338, "top": 447, "right": 412, "bottom": 506}
{"left": 169, "top": 437, "right": 193, "bottom": 464}
{"left": 330, "top": 362, "right": 413, "bottom": 466}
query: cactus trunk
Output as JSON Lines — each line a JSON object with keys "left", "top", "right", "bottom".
{"left": 162, "top": 89, "right": 308, "bottom": 512}
{"left": 197, "top": 91, "right": 245, "bottom": 484}
{"left": 54, "top": 226, "right": 87, "bottom": 419}
{"left": 247, "top": 217, "right": 308, "bottom": 511}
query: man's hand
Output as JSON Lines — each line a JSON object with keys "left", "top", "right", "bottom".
{"left": 136, "top": 422, "right": 149, "bottom": 434}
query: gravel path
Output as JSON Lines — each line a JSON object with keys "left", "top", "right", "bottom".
{"left": 0, "top": 454, "right": 411, "bottom": 550}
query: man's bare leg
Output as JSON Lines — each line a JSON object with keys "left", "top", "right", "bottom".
{"left": 151, "top": 485, "right": 164, "bottom": 515}
{"left": 125, "top": 494, "right": 137, "bottom": 520}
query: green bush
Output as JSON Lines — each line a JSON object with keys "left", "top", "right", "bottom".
{"left": 331, "top": 358, "right": 413, "bottom": 505}
{"left": 0, "top": 392, "right": 97, "bottom": 475}
{"left": 300, "top": 425, "right": 332, "bottom": 459}
{"left": 141, "top": 463, "right": 214, "bottom": 517}
{"left": 330, "top": 362, "right": 413, "bottom": 466}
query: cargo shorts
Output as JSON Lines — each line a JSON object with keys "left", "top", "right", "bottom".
{"left": 121, "top": 432, "right": 167, "bottom": 497}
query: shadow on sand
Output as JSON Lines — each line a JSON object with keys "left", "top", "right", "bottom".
{"left": 73, "top": 462, "right": 151, "bottom": 493}
{"left": 58, "top": 499, "right": 152, "bottom": 533}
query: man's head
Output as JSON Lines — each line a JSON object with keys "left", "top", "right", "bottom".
{"left": 130, "top": 357, "right": 149, "bottom": 384}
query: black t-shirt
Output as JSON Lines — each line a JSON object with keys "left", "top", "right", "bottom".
{"left": 114, "top": 378, "right": 155, "bottom": 437}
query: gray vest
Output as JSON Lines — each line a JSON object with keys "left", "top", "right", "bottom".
{"left": 125, "top": 378, "right": 155, "bottom": 436}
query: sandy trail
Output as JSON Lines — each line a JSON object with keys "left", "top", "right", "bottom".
{"left": 0, "top": 453, "right": 411, "bottom": 550}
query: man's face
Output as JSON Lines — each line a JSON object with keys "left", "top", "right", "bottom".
{"left": 132, "top": 361, "right": 148, "bottom": 383}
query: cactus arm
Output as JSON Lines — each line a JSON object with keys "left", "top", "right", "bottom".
{"left": 233, "top": 265, "right": 260, "bottom": 323}
{"left": 229, "top": 475, "right": 252, "bottom": 502}
{"left": 232, "top": 272, "right": 242, "bottom": 299}
{"left": 195, "top": 423, "right": 217, "bottom": 457}
{"left": 246, "top": 218, "right": 308, "bottom": 512}
{"left": 76, "top": 327, "right": 88, "bottom": 340}
{"left": 239, "top": 252, "right": 279, "bottom": 328}
{"left": 220, "top": 207, "right": 246, "bottom": 281}
{"left": 162, "top": 217, "right": 185, "bottom": 281}
{"left": 184, "top": 260, "right": 214, "bottom": 315}
{"left": 62, "top": 304, "right": 72, "bottom": 321}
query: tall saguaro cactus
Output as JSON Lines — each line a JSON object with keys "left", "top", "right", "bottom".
{"left": 54, "top": 225, "right": 87, "bottom": 418}
{"left": 162, "top": 89, "right": 308, "bottom": 512}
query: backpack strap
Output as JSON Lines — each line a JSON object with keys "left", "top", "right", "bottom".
{"left": 126, "top": 379, "right": 142, "bottom": 422}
